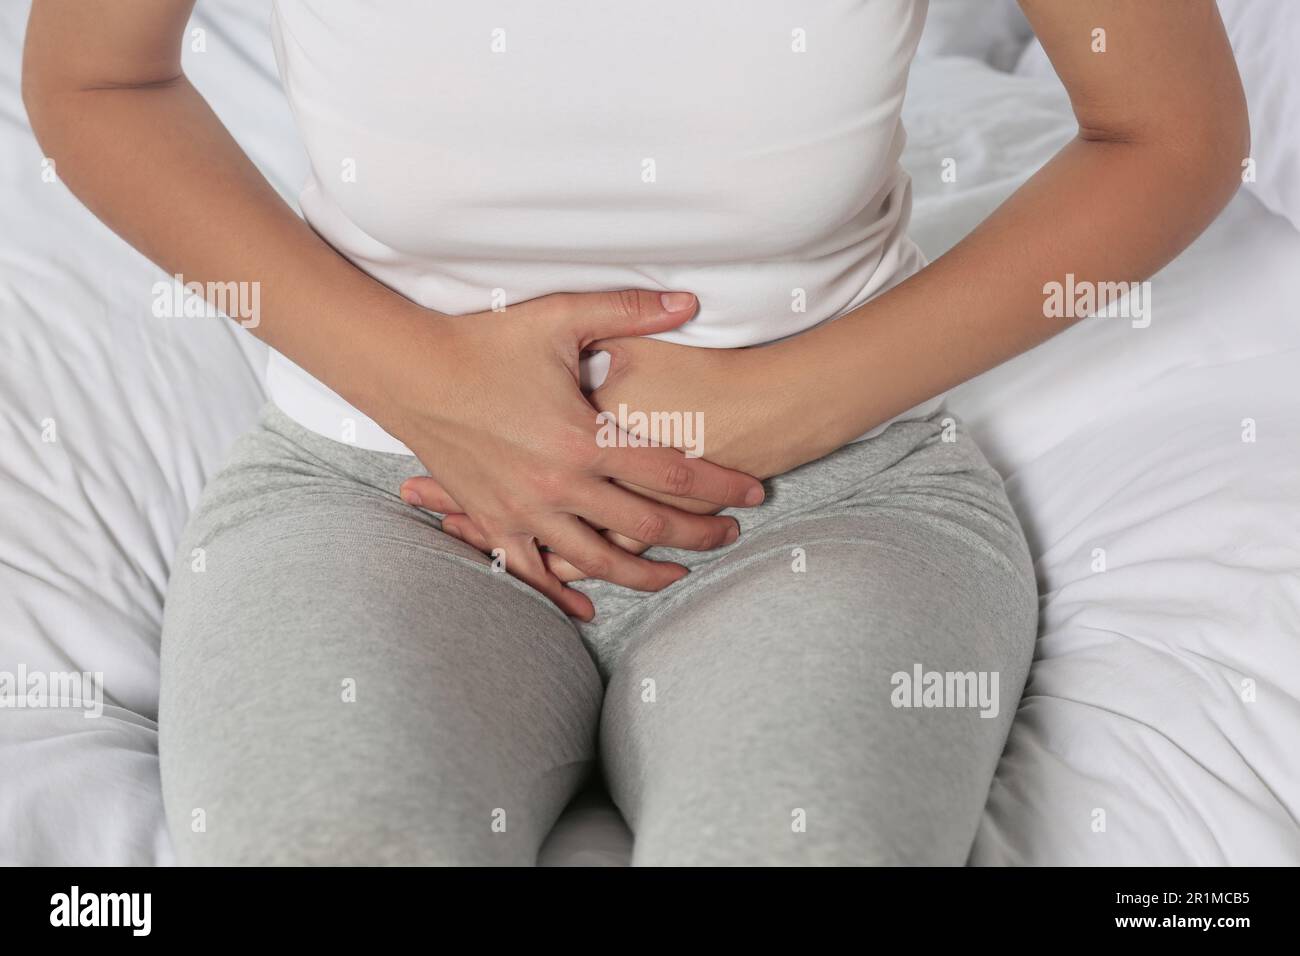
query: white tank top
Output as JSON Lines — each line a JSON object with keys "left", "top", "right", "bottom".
{"left": 268, "top": 0, "right": 940, "bottom": 454}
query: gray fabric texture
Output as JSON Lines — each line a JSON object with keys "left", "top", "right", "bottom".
{"left": 159, "top": 402, "right": 1038, "bottom": 865}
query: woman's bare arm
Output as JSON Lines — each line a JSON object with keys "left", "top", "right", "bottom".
{"left": 498, "top": 0, "right": 1250, "bottom": 581}
{"left": 22, "top": 0, "right": 765, "bottom": 618}
{"left": 589, "top": 0, "right": 1250, "bottom": 481}
{"left": 785, "top": 0, "right": 1252, "bottom": 453}
{"left": 22, "top": 0, "right": 413, "bottom": 417}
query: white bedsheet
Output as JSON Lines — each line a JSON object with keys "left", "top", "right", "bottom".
{"left": 2, "top": 4, "right": 1297, "bottom": 866}
{"left": 904, "top": 59, "right": 1300, "bottom": 865}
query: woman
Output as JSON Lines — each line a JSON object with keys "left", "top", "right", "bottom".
{"left": 22, "top": 1, "right": 1247, "bottom": 865}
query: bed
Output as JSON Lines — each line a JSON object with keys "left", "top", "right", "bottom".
{"left": 2, "top": 0, "right": 1297, "bottom": 866}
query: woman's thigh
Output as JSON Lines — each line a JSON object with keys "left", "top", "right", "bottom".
{"left": 598, "top": 421, "right": 1039, "bottom": 865}
{"left": 159, "top": 413, "right": 601, "bottom": 865}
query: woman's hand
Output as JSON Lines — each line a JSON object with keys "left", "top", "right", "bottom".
{"left": 388, "top": 290, "right": 766, "bottom": 620}
{"left": 587, "top": 335, "right": 825, "bottom": 482}
{"left": 429, "top": 333, "right": 838, "bottom": 583}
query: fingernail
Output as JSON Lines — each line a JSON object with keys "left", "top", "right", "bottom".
{"left": 744, "top": 486, "right": 765, "bottom": 506}
{"left": 401, "top": 489, "right": 422, "bottom": 507}
{"left": 660, "top": 292, "right": 696, "bottom": 313}
{"left": 724, "top": 523, "right": 740, "bottom": 545}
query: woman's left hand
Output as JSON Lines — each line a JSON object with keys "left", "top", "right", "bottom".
{"left": 427, "top": 334, "right": 832, "bottom": 581}
{"left": 589, "top": 335, "right": 796, "bottom": 484}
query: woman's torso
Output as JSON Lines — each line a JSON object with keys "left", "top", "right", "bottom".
{"left": 268, "top": 0, "right": 934, "bottom": 453}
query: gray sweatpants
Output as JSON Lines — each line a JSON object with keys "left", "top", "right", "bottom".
{"left": 159, "top": 403, "right": 1037, "bottom": 865}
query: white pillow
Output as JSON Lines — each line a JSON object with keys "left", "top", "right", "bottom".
{"left": 918, "top": 0, "right": 1034, "bottom": 71}
{"left": 1015, "top": 0, "right": 1300, "bottom": 233}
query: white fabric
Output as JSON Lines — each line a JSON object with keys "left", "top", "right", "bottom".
{"left": 267, "top": 0, "right": 935, "bottom": 454}
{"left": 917, "top": 0, "right": 1032, "bottom": 71}
{"left": 904, "top": 59, "right": 1300, "bottom": 864}
{"left": 0, "top": 0, "right": 302, "bottom": 866}
{"left": 1015, "top": 0, "right": 1300, "bottom": 233}
{"left": 2, "top": 1, "right": 1298, "bottom": 866}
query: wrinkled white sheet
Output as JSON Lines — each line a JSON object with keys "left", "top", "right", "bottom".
{"left": 1, "top": 5, "right": 1296, "bottom": 866}
{"left": 905, "top": 59, "right": 1300, "bottom": 866}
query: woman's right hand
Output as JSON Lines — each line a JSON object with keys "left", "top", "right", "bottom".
{"left": 382, "top": 290, "right": 765, "bottom": 621}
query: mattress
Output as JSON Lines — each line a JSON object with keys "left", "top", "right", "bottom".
{"left": 1, "top": 2, "right": 1297, "bottom": 866}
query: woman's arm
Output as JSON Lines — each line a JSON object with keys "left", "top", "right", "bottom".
{"left": 476, "top": 0, "right": 1249, "bottom": 582}
{"left": 21, "top": 0, "right": 404, "bottom": 417}
{"left": 22, "top": 0, "right": 764, "bottom": 619}
{"left": 590, "top": 0, "right": 1250, "bottom": 483}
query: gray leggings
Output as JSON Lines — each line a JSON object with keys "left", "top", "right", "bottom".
{"left": 159, "top": 403, "right": 1037, "bottom": 865}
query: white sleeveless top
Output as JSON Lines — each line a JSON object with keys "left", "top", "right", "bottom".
{"left": 268, "top": 0, "right": 940, "bottom": 454}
